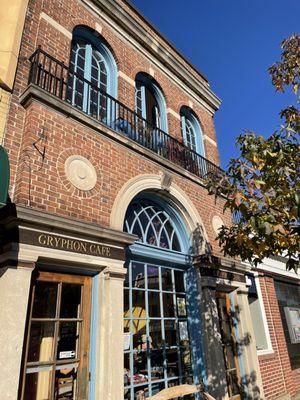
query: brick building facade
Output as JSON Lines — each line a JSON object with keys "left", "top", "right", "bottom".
{"left": 248, "top": 259, "right": 300, "bottom": 400}
{"left": 0, "top": 1, "right": 297, "bottom": 399}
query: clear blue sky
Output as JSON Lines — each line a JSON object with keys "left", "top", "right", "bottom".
{"left": 130, "top": 0, "right": 299, "bottom": 168}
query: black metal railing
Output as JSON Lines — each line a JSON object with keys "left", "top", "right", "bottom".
{"left": 28, "top": 47, "right": 223, "bottom": 180}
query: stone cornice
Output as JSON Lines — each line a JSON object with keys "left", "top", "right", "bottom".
{"left": 88, "top": 0, "right": 221, "bottom": 112}
{"left": 0, "top": 203, "right": 136, "bottom": 247}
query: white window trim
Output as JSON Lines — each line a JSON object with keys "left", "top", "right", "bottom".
{"left": 252, "top": 273, "right": 274, "bottom": 356}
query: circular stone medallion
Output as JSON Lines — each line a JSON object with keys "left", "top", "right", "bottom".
{"left": 65, "top": 155, "right": 97, "bottom": 191}
{"left": 212, "top": 215, "right": 225, "bottom": 236}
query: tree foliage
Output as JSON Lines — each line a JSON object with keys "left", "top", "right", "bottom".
{"left": 206, "top": 35, "right": 300, "bottom": 271}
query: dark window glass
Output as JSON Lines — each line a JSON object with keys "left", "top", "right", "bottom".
{"left": 27, "top": 322, "right": 55, "bottom": 363}
{"left": 148, "top": 291, "right": 160, "bottom": 317}
{"left": 174, "top": 270, "right": 185, "bottom": 293}
{"left": 32, "top": 281, "right": 58, "bottom": 318}
{"left": 60, "top": 284, "right": 81, "bottom": 318}
{"left": 163, "top": 293, "right": 175, "bottom": 317}
{"left": 57, "top": 322, "right": 79, "bottom": 360}
{"left": 161, "top": 268, "right": 173, "bottom": 292}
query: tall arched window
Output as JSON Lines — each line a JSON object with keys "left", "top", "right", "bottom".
{"left": 180, "top": 107, "right": 205, "bottom": 156}
{"left": 135, "top": 73, "right": 168, "bottom": 133}
{"left": 123, "top": 195, "right": 203, "bottom": 399}
{"left": 68, "top": 26, "right": 117, "bottom": 120}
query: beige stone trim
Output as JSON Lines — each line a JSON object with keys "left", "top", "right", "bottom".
{"left": 110, "top": 174, "right": 209, "bottom": 243}
{"left": 40, "top": 12, "right": 72, "bottom": 39}
{"left": 167, "top": 108, "right": 181, "bottom": 121}
{"left": 118, "top": 71, "right": 135, "bottom": 87}
{"left": 0, "top": 0, "right": 29, "bottom": 90}
{"left": 203, "top": 134, "right": 217, "bottom": 147}
{"left": 0, "top": 88, "right": 11, "bottom": 143}
{"left": 0, "top": 265, "right": 34, "bottom": 400}
{"left": 149, "top": 66, "right": 155, "bottom": 77}
{"left": 96, "top": 260, "right": 125, "bottom": 400}
{"left": 236, "top": 290, "right": 265, "bottom": 399}
{"left": 95, "top": 22, "right": 103, "bottom": 34}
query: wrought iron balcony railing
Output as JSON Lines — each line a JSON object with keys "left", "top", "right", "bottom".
{"left": 28, "top": 47, "right": 223, "bottom": 180}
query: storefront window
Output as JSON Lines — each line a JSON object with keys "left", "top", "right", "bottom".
{"left": 275, "top": 280, "right": 300, "bottom": 369}
{"left": 124, "top": 262, "right": 193, "bottom": 399}
{"left": 123, "top": 196, "right": 194, "bottom": 399}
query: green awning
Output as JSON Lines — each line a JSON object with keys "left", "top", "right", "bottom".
{"left": 0, "top": 145, "right": 10, "bottom": 206}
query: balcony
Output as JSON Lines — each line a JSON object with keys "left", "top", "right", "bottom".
{"left": 28, "top": 48, "right": 223, "bottom": 181}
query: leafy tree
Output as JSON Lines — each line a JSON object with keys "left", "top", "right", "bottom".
{"left": 206, "top": 35, "right": 300, "bottom": 272}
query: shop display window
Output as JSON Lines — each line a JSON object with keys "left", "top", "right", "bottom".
{"left": 124, "top": 262, "right": 193, "bottom": 399}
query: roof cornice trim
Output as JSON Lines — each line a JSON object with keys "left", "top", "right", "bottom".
{"left": 89, "top": 0, "right": 221, "bottom": 111}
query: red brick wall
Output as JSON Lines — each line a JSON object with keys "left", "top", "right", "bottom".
{"left": 4, "top": 0, "right": 226, "bottom": 254}
{"left": 258, "top": 275, "right": 300, "bottom": 399}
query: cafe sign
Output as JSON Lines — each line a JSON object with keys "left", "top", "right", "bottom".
{"left": 20, "top": 229, "right": 124, "bottom": 260}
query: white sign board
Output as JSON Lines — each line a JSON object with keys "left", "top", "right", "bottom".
{"left": 59, "top": 350, "right": 76, "bottom": 359}
{"left": 284, "top": 307, "right": 300, "bottom": 344}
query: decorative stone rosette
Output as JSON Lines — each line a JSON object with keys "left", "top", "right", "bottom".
{"left": 57, "top": 148, "right": 102, "bottom": 198}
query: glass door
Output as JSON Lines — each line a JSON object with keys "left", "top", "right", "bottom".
{"left": 216, "top": 292, "right": 242, "bottom": 400}
{"left": 20, "top": 272, "right": 92, "bottom": 400}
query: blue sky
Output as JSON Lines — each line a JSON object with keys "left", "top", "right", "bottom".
{"left": 130, "top": 0, "right": 299, "bottom": 168}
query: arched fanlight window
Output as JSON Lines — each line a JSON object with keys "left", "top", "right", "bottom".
{"left": 180, "top": 107, "right": 205, "bottom": 156}
{"left": 135, "top": 73, "right": 168, "bottom": 133}
{"left": 123, "top": 196, "right": 203, "bottom": 399}
{"left": 68, "top": 26, "right": 117, "bottom": 120}
{"left": 124, "top": 199, "right": 182, "bottom": 251}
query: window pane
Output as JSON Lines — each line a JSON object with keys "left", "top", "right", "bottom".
{"left": 150, "top": 349, "right": 164, "bottom": 380}
{"left": 132, "top": 290, "right": 146, "bottom": 318}
{"left": 161, "top": 268, "right": 173, "bottom": 292}
{"left": 57, "top": 322, "right": 79, "bottom": 361}
{"left": 134, "top": 384, "right": 149, "bottom": 399}
{"left": 60, "top": 284, "right": 82, "bottom": 318}
{"left": 27, "top": 322, "right": 55, "bottom": 363}
{"left": 181, "top": 345, "right": 192, "bottom": 376}
{"left": 132, "top": 320, "right": 147, "bottom": 350}
{"left": 164, "top": 320, "right": 177, "bottom": 347}
{"left": 147, "top": 266, "right": 159, "bottom": 290}
{"left": 174, "top": 271, "right": 185, "bottom": 293}
{"left": 32, "top": 281, "right": 58, "bottom": 318}
{"left": 133, "top": 352, "right": 148, "bottom": 384}
{"left": 55, "top": 365, "right": 78, "bottom": 399}
{"left": 149, "top": 320, "right": 162, "bottom": 349}
{"left": 24, "top": 368, "right": 52, "bottom": 400}
{"left": 132, "top": 263, "right": 145, "bottom": 288}
{"left": 124, "top": 289, "right": 130, "bottom": 318}
{"left": 177, "top": 296, "right": 187, "bottom": 317}
{"left": 166, "top": 348, "right": 179, "bottom": 378}
{"left": 163, "top": 293, "right": 175, "bottom": 317}
{"left": 148, "top": 292, "right": 160, "bottom": 317}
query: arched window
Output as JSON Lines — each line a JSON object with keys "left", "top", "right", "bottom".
{"left": 68, "top": 26, "right": 117, "bottom": 120}
{"left": 180, "top": 107, "right": 205, "bottom": 156}
{"left": 124, "top": 199, "right": 183, "bottom": 252}
{"left": 123, "top": 195, "right": 203, "bottom": 399}
{"left": 135, "top": 73, "right": 168, "bottom": 133}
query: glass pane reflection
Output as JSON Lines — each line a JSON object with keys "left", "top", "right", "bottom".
{"left": 24, "top": 369, "right": 52, "bottom": 400}
{"left": 57, "top": 322, "right": 79, "bottom": 361}
{"left": 27, "top": 322, "right": 55, "bottom": 363}
{"left": 132, "top": 263, "right": 145, "bottom": 288}
{"left": 60, "top": 284, "right": 81, "bottom": 318}
{"left": 32, "top": 281, "right": 57, "bottom": 318}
